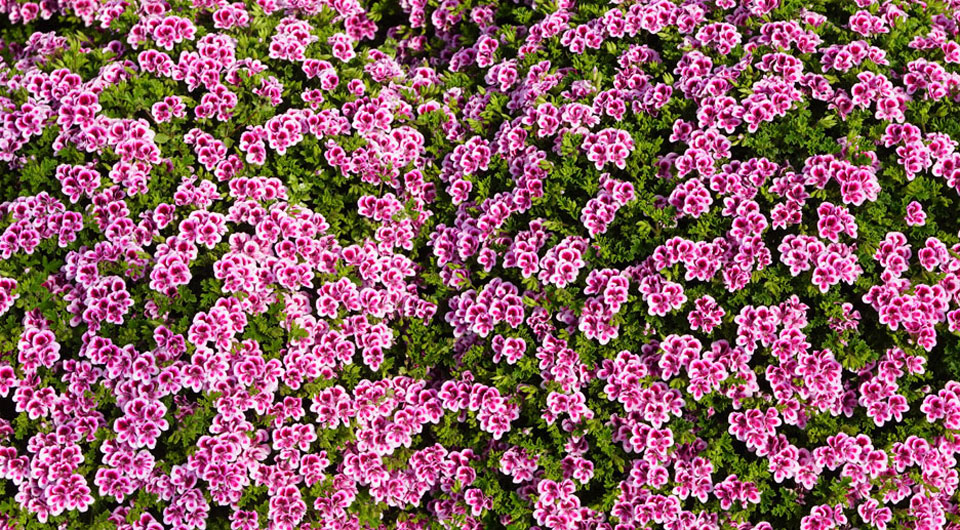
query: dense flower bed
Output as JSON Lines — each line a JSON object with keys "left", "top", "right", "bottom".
{"left": 1, "top": 0, "right": 960, "bottom": 528}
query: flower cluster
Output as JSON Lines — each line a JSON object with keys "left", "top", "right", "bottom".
{"left": 581, "top": 128, "right": 634, "bottom": 170}
{"left": 580, "top": 175, "right": 636, "bottom": 238}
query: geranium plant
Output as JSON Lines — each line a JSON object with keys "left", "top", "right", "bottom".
{"left": 0, "top": 0, "right": 959, "bottom": 529}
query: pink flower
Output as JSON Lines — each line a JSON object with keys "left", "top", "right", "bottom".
{"left": 904, "top": 200, "right": 926, "bottom": 226}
